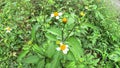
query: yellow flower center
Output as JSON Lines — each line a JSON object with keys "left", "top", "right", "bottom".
{"left": 60, "top": 44, "right": 66, "bottom": 50}
{"left": 80, "top": 11, "right": 85, "bottom": 16}
{"left": 7, "top": 27, "right": 11, "bottom": 31}
{"left": 54, "top": 12, "right": 59, "bottom": 16}
{"left": 62, "top": 18, "right": 67, "bottom": 23}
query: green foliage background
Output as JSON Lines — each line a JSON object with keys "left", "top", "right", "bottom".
{"left": 0, "top": 0, "right": 120, "bottom": 68}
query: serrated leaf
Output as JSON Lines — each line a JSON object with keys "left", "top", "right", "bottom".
{"left": 67, "top": 37, "right": 83, "bottom": 60}
{"left": 45, "top": 33, "right": 56, "bottom": 41}
{"left": 47, "top": 27, "right": 61, "bottom": 37}
{"left": 50, "top": 52, "right": 60, "bottom": 68}
{"left": 45, "top": 42, "right": 56, "bottom": 58}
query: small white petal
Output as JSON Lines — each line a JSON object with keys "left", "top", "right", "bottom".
{"left": 6, "top": 31, "right": 10, "bottom": 33}
{"left": 63, "top": 49, "right": 68, "bottom": 54}
{"left": 51, "top": 14, "right": 54, "bottom": 17}
{"left": 10, "top": 29, "right": 12, "bottom": 31}
{"left": 66, "top": 48, "right": 69, "bottom": 51}
{"left": 58, "top": 12, "right": 62, "bottom": 16}
{"left": 66, "top": 45, "right": 69, "bottom": 47}
{"left": 56, "top": 47, "right": 61, "bottom": 51}
{"left": 56, "top": 16, "right": 59, "bottom": 19}
{"left": 60, "top": 42, "right": 63, "bottom": 45}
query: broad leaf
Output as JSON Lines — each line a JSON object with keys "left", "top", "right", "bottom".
{"left": 67, "top": 37, "right": 83, "bottom": 60}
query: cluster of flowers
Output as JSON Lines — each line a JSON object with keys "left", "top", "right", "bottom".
{"left": 50, "top": 12, "right": 69, "bottom": 54}
{"left": 50, "top": 12, "right": 67, "bottom": 24}
{"left": 50, "top": 9, "right": 87, "bottom": 54}
{"left": 5, "top": 8, "right": 87, "bottom": 55}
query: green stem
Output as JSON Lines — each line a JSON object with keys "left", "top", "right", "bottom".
{"left": 63, "top": 23, "right": 79, "bottom": 41}
{"left": 62, "top": 24, "right": 65, "bottom": 42}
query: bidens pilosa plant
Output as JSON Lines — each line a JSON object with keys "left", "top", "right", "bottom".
{"left": 0, "top": 0, "right": 120, "bottom": 68}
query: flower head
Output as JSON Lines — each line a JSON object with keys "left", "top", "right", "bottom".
{"left": 10, "top": 52, "right": 17, "bottom": 57}
{"left": 62, "top": 18, "right": 67, "bottom": 24}
{"left": 85, "top": 6, "right": 89, "bottom": 10}
{"left": 5, "top": 27, "right": 12, "bottom": 33}
{"left": 56, "top": 42, "right": 69, "bottom": 54}
{"left": 80, "top": 11, "right": 85, "bottom": 17}
{"left": 51, "top": 12, "right": 62, "bottom": 19}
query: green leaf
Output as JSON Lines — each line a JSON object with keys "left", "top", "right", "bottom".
{"left": 45, "top": 42, "right": 56, "bottom": 58}
{"left": 17, "top": 50, "right": 29, "bottom": 62}
{"left": 78, "top": 64, "right": 85, "bottom": 68}
{"left": 95, "top": 11, "right": 104, "bottom": 20}
{"left": 32, "top": 44, "right": 44, "bottom": 56}
{"left": 45, "top": 52, "right": 60, "bottom": 68}
{"left": 37, "top": 59, "right": 45, "bottom": 68}
{"left": 50, "top": 52, "right": 60, "bottom": 68}
{"left": 66, "top": 52, "right": 75, "bottom": 61}
{"left": 23, "top": 55, "right": 39, "bottom": 63}
{"left": 67, "top": 37, "right": 83, "bottom": 60}
{"left": 45, "top": 33, "right": 57, "bottom": 41}
{"left": 31, "top": 24, "right": 40, "bottom": 41}
{"left": 48, "top": 0, "right": 55, "bottom": 4}
{"left": 66, "top": 61, "right": 77, "bottom": 68}
{"left": 68, "top": 17, "right": 75, "bottom": 25}
{"left": 45, "top": 63, "right": 51, "bottom": 68}
{"left": 47, "top": 27, "right": 61, "bottom": 36}
{"left": 32, "top": 44, "right": 41, "bottom": 52}
{"left": 109, "top": 48, "right": 120, "bottom": 62}
{"left": 89, "top": 5, "right": 97, "bottom": 10}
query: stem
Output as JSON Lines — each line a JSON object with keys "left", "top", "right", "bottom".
{"left": 62, "top": 24, "right": 65, "bottom": 42}
{"left": 63, "top": 23, "right": 79, "bottom": 41}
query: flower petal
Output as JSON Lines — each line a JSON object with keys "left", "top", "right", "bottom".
{"left": 66, "top": 48, "right": 69, "bottom": 51}
{"left": 66, "top": 45, "right": 69, "bottom": 48}
{"left": 58, "top": 12, "right": 62, "bottom": 16}
{"left": 56, "top": 16, "right": 59, "bottom": 19}
{"left": 56, "top": 47, "right": 61, "bottom": 51}
{"left": 51, "top": 14, "right": 54, "bottom": 17}
{"left": 6, "top": 31, "right": 10, "bottom": 33}
{"left": 63, "top": 49, "right": 68, "bottom": 54}
{"left": 60, "top": 42, "right": 63, "bottom": 45}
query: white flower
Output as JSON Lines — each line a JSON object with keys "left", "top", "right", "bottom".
{"left": 51, "top": 14, "right": 54, "bottom": 17}
{"left": 56, "top": 42, "right": 69, "bottom": 54}
{"left": 58, "top": 12, "right": 62, "bottom": 16}
{"left": 56, "top": 16, "right": 59, "bottom": 19}
{"left": 5, "top": 27, "right": 12, "bottom": 33}
{"left": 12, "top": 52, "right": 17, "bottom": 57}
{"left": 85, "top": 6, "right": 89, "bottom": 10}
{"left": 50, "top": 12, "right": 62, "bottom": 19}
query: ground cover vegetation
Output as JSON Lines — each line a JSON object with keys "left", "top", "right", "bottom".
{"left": 0, "top": 0, "right": 120, "bottom": 68}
